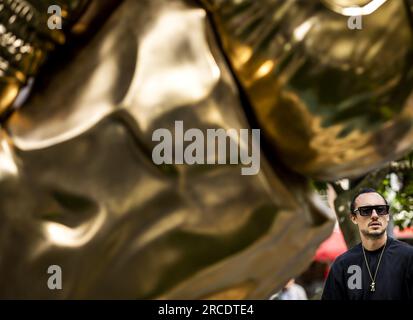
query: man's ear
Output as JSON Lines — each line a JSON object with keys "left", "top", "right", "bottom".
{"left": 350, "top": 213, "right": 358, "bottom": 225}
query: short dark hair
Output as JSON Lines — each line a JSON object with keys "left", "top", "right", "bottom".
{"left": 350, "top": 188, "right": 388, "bottom": 215}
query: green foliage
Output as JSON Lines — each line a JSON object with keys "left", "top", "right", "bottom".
{"left": 367, "top": 156, "right": 413, "bottom": 230}
{"left": 311, "top": 180, "right": 328, "bottom": 193}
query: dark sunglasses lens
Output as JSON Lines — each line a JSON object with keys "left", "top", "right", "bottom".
{"left": 375, "top": 205, "right": 388, "bottom": 215}
{"left": 359, "top": 207, "right": 372, "bottom": 216}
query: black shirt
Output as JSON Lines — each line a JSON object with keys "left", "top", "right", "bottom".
{"left": 321, "top": 237, "right": 413, "bottom": 300}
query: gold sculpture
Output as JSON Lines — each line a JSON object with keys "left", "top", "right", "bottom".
{"left": 0, "top": 0, "right": 89, "bottom": 117}
{"left": 0, "top": 0, "right": 411, "bottom": 299}
{"left": 204, "top": 0, "right": 413, "bottom": 180}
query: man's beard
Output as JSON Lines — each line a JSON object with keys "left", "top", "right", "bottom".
{"left": 361, "top": 228, "right": 386, "bottom": 240}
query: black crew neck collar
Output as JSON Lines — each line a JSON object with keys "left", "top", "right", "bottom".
{"left": 362, "top": 236, "right": 392, "bottom": 253}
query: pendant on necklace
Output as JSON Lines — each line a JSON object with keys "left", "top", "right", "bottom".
{"left": 370, "top": 282, "right": 375, "bottom": 292}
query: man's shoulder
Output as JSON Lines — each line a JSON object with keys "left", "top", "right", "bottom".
{"left": 389, "top": 237, "right": 413, "bottom": 256}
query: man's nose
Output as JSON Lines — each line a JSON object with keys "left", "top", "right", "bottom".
{"left": 371, "top": 210, "right": 379, "bottom": 218}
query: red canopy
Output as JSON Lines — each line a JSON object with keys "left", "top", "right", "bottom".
{"left": 393, "top": 226, "right": 413, "bottom": 239}
{"left": 314, "top": 227, "right": 348, "bottom": 263}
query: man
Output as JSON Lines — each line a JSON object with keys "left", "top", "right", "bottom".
{"left": 322, "top": 188, "right": 413, "bottom": 300}
{"left": 269, "top": 279, "right": 308, "bottom": 300}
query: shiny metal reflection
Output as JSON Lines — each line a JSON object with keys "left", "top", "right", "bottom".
{"left": 204, "top": 0, "right": 413, "bottom": 180}
{"left": 0, "top": 0, "right": 89, "bottom": 117}
{"left": 0, "top": 0, "right": 334, "bottom": 299}
{"left": 321, "top": 0, "right": 388, "bottom": 16}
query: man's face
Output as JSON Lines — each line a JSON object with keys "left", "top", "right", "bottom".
{"left": 351, "top": 192, "right": 389, "bottom": 239}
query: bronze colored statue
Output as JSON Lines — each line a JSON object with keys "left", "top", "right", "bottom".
{"left": 0, "top": 0, "right": 411, "bottom": 299}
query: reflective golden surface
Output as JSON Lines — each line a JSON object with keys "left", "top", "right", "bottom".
{"left": 204, "top": 0, "right": 413, "bottom": 180}
{"left": 0, "top": 0, "right": 89, "bottom": 117}
{"left": 0, "top": 0, "right": 334, "bottom": 298}
{"left": 321, "top": 0, "right": 388, "bottom": 15}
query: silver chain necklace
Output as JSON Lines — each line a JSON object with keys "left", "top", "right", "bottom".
{"left": 362, "top": 241, "right": 387, "bottom": 292}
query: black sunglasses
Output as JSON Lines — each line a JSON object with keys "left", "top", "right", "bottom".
{"left": 353, "top": 205, "right": 389, "bottom": 216}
